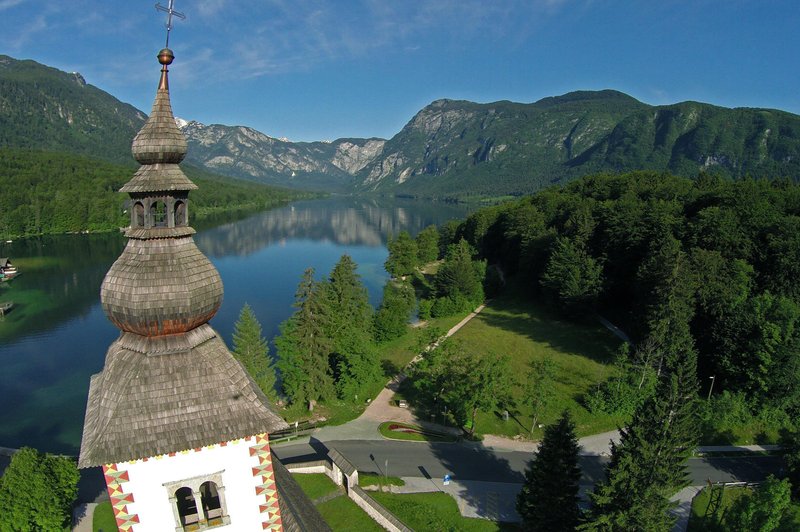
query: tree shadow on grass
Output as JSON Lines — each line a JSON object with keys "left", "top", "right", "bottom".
{"left": 474, "top": 295, "right": 619, "bottom": 365}
{"left": 381, "top": 360, "right": 401, "bottom": 379}
{"left": 494, "top": 409, "right": 528, "bottom": 433}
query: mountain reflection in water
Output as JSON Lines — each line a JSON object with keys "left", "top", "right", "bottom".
{"left": 195, "top": 196, "right": 473, "bottom": 257}
{"left": 0, "top": 196, "right": 473, "bottom": 454}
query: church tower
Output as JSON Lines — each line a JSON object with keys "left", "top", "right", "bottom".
{"left": 79, "top": 44, "right": 290, "bottom": 531}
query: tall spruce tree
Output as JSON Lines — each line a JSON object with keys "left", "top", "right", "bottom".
{"left": 585, "top": 240, "right": 699, "bottom": 531}
{"left": 583, "top": 343, "right": 699, "bottom": 531}
{"left": 275, "top": 268, "right": 335, "bottom": 406}
{"left": 517, "top": 410, "right": 582, "bottom": 531}
{"left": 232, "top": 303, "right": 279, "bottom": 403}
{"left": 324, "top": 255, "right": 380, "bottom": 401}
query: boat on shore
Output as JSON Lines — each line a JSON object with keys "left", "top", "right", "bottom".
{"left": 0, "top": 301, "right": 13, "bottom": 317}
{"left": 0, "top": 258, "right": 18, "bottom": 282}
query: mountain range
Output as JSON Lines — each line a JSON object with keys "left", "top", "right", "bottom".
{"left": 2, "top": 54, "right": 799, "bottom": 198}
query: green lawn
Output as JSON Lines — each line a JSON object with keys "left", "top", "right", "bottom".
{"left": 291, "top": 473, "right": 383, "bottom": 531}
{"left": 377, "top": 312, "right": 472, "bottom": 377}
{"left": 290, "top": 473, "right": 339, "bottom": 501}
{"left": 372, "top": 492, "right": 519, "bottom": 531}
{"left": 315, "top": 495, "right": 384, "bottom": 532}
{"left": 447, "top": 291, "right": 624, "bottom": 439}
{"left": 358, "top": 472, "right": 405, "bottom": 488}
{"left": 689, "top": 485, "right": 800, "bottom": 531}
{"left": 92, "top": 501, "right": 116, "bottom": 532}
{"left": 280, "top": 311, "right": 477, "bottom": 428}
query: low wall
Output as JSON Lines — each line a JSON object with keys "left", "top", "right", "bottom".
{"left": 349, "top": 486, "right": 412, "bottom": 532}
{"left": 285, "top": 460, "right": 328, "bottom": 475}
{"left": 288, "top": 454, "right": 410, "bottom": 532}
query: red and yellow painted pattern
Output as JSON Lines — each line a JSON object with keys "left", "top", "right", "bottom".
{"left": 103, "top": 463, "right": 140, "bottom": 531}
{"left": 249, "top": 433, "right": 282, "bottom": 530}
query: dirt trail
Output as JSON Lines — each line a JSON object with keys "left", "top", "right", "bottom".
{"left": 357, "top": 304, "right": 488, "bottom": 431}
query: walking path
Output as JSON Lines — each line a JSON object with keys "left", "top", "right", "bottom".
{"left": 312, "top": 304, "right": 487, "bottom": 443}
{"left": 72, "top": 503, "right": 97, "bottom": 532}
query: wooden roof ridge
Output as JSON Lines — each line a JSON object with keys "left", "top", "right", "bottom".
{"left": 120, "top": 163, "right": 197, "bottom": 194}
{"left": 79, "top": 331, "right": 288, "bottom": 468}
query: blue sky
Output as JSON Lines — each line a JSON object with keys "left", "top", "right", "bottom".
{"left": 1, "top": 0, "right": 798, "bottom": 142}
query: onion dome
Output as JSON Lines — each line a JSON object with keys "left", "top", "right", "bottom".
{"left": 101, "top": 238, "right": 222, "bottom": 336}
{"left": 100, "top": 48, "right": 223, "bottom": 336}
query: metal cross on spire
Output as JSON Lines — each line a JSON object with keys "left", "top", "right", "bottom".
{"left": 155, "top": 0, "right": 185, "bottom": 48}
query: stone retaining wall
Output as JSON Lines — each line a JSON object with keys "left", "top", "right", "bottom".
{"left": 287, "top": 450, "right": 410, "bottom": 532}
{"left": 349, "top": 485, "right": 412, "bottom": 532}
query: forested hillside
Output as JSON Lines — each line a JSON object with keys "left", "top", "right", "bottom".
{"left": 0, "top": 55, "right": 144, "bottom": 164}
{"left": 451, "top": 172, "right": 800, "bottom": 425}
{"left": 0, "top": 149, "right": 305, "bottom": 239}
{"left": 358, "top": 93, "right": 800, "bottom": 198}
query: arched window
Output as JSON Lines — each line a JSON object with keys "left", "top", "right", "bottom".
{"left": 150, "top": 201, "right": 167, "bottom": 227}
{"left": 174, "top": 200, "right": 186, "bottom": 226}
{"left": 133, "top": 202, "right": 145, "bottom": 227}
{"left": 200, "top": 481, "right": 223, "bottom": 523}
{"left": 165, "top": 472, "right": 230, "bottom": 530}
{"left": 174, "top": 487, "right": 199, "bottom": 528}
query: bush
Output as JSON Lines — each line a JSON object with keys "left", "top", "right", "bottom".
{"left": 430, "top": 295, "right": 475, "bottom": 318}
{"left": 417, "top": 298, "right": 433, "bottom": 321}
{"left": 698, "top": 391, "right": 793, "bottom": 444}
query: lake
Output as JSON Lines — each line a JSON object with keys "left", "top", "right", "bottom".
{"left": 0, "top": 196, "right": 473, "bottom": 455}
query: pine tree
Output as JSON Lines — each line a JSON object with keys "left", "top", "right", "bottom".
{"left": 435, "top": 239, "right": 485, "bottom": 304}
{"left": 232, "top": 303, "right": 279, "bottom": 403}
{"left": 585, "top": 240, "right": 699, "bottom": 532}
{"left": 517, "top": 410, "right": 582, "bottom": 531}
{"left": 583, "top": 342, "right": 699, "bottom": 532}
{"left": 540, "top": 236, "right": 602, "bottom": 313}
{"left": 324, "top": 255, "right": 380, "bottom": 401}
{"left": 275, "top": 268, "right": 335, "bottom": 406}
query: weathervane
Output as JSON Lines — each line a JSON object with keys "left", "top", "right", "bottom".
{"left": 155, "top": 0, "right": 185, "bottom": 48}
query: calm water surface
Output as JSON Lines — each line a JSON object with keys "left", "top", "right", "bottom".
{"left": 0, "top": 196, "right": 472, "bottom": 454}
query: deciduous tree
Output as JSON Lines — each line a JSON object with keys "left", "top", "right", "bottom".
{"left": 415, "top": 225, "right": 440, "bottom": 264}
{"left": 0, "top": 447, "right": 79, "bottom": 532}
{"left": 725, "top": 476, "right": 792, "bottom": 532}
{"left": 385, "top": 231, "right": 418, "bottom": 277}
{"left": 525, "top": 357, "right": 556, "bottom": 434}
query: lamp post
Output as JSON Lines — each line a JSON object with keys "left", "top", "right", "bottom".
{"left": 707, "top": 375, "right": 716, "bottom": 400}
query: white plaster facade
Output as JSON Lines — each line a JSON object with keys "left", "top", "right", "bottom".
{"left": 111, "top": 436, "right": 278, "bottom": 531}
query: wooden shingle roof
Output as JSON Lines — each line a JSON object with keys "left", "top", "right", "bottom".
{"left": 101, "top": 236, "right": 223, "bottom": 337}
{"left": 120, "top": 163, "right": 197, "bottom": 194}
{"left": 131, "top": 70, "right": 187, "bottom": 167}
{"left": 79, "top": 325, "right": 288, "bottom": 467}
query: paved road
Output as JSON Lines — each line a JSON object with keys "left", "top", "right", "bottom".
{"left": 273, "top": 439, "right": 784, "bottom": 488}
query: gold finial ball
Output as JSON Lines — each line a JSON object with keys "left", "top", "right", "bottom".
{"left": 158, "top": 48, "right": 175, "bottom": 65}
